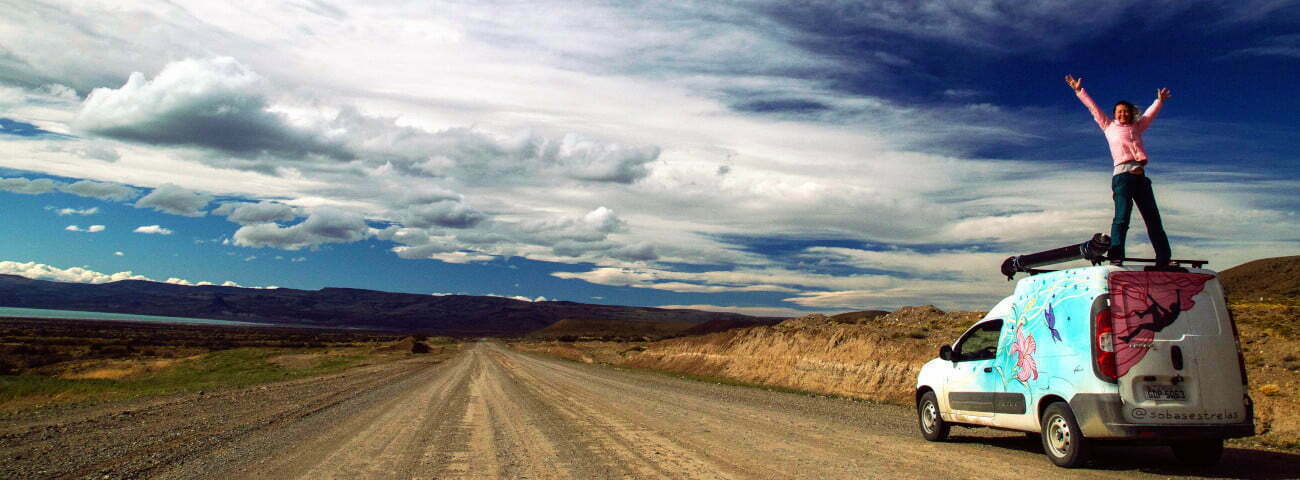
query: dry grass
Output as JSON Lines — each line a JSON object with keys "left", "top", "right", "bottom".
{"left": 1233, "top": 302, "right": 1300, "bottom": 450}
{"left": 622, "top": 307, "right": 977, "bottom": 404}
{"left": 0, "top": 321, "right": 439, "bottom": 414}
{"left": 58, "top": 357, "right": 185, "bottom": 380}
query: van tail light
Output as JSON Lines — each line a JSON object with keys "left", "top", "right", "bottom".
{"left": 1095, "top": 308, "right": 1118, "bottom": 380}
{"left": 1227, "top": 308, "right": 1249, "bottom": 385}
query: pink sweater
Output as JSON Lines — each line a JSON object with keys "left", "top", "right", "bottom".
{"left": 1076, "top": 88, "right": 1163, "bottom": 169}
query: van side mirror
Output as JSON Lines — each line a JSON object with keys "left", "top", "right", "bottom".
{"left": 939, "top": 345, "right": 954, "bottom": 361}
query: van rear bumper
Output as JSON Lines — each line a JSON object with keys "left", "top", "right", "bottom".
{"left": 1070, "top": 393, "right": 1255, "bottom": 440}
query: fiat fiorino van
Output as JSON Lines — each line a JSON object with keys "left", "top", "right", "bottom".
{"left": 915, "top": 264, "right": 1254, "bottom": 467}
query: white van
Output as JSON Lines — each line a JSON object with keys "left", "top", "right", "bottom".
{"left": 915, "top": 264, "right": 1254, "bottom": 467}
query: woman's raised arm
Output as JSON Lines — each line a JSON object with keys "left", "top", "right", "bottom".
{"left": 1137, "top": 87, "right": 1171, "bottom": 131}
{"left": 1067, "top": 74, "right": 1109, "bottom": 129}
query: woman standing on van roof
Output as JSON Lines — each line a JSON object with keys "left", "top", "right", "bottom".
{"left": 1066, "top": 74, "right": 1173, "bottom": 267}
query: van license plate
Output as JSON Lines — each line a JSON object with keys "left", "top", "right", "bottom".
{"left": 1144, "top": 385, "right": 1187, "bottom": 401}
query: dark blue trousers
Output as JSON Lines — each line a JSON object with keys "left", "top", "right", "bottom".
{"left": 1109, "top": 173, "right": 1171, "bottom": 262}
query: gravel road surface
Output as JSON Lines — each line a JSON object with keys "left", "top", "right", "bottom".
{"left": 2, "top": 341, "right": 1297, "bottom": 479}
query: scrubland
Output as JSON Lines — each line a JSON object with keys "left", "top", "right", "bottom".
{"left": 515, "top": 302, "right": 1300, "bottom": 452}
{"left": 0, "top": 317, "right": 447, "bottom": 413}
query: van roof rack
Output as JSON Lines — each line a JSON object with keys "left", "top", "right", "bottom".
{"left": 1000, "top": 234, "right": 1210, "bottom": 279}
{"left": 1001, "top": 233, "right": 1110, "bottom": 280}
{"left": 1118, "top": 258, "right": 1209, "bottom": 269}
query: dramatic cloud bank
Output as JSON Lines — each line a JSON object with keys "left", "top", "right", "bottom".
{"left": 0, "top": 1, "right": 1294, "bottom": 312}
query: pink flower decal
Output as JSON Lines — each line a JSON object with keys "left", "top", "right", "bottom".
{"left": 1011, "top": 328, "right": 1038, "bottom": 383}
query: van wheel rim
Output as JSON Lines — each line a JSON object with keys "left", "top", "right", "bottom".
{"left": 921, "top": 401, "right": 938, "bottom": 432}
{"left": 1046, "top": 415, "right": 1071, "bottom": 457}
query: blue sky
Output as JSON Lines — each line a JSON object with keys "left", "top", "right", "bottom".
{"left": 1, "top": 1, "right": 1296, "bottom": 316}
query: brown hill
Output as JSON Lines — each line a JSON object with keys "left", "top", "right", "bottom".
{"left": 1219, "top": 255, "right": 1300, "bottom": 303}
{"left": 828, "top": 310, "right": 889, "bottom": 324}
{"left": 676, "top": 318, "right": 783, "bottom": 337}
{"left": 526, "top": 319, "right": 696, "bottom": 341}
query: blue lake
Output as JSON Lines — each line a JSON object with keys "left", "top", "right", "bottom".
{"left": 0, "top": 306, "right": 275, "bottom": 327}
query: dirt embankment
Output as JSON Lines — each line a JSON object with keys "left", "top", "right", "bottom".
{"left": 520, "top": 303, "right": 1300, "bottom": 451}
{"left": 619, "top": 306, "right": 977, "bottom": 404}
{"left": 1232, "top": 302, "right": 1300, "bottom": 450}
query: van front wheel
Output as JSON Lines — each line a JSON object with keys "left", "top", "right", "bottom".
{"left": 1171, "top": 439, "right": 1224, "bottom": 467}
{"left": 1041, "top": 402, "right": 1089, "bottom": 468}
{"left": 917, "top": 391, "right": 949, "bottom": 441}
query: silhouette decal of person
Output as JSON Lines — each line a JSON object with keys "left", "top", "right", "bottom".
{"left": 1121, "top": 290, "right": 1182, "bottom": 342}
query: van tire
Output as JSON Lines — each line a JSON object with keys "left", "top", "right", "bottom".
{"left": 1040, "top": 402, "right": 1089, "bottom": 468}
{"left": 1170, "top": 439, "right": 1224, "bottom": 466}
{"left": 917, "top": 391, "right": 949, "bottom": 441}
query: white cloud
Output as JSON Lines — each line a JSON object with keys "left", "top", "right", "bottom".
{"left": 0, "top": 260, "right": 148, "bottom": 284}
{"left": 397, "top": 200, "right": 485, "bottom": 229}
{"left": 133, "top": 225, "right": 174, "bottom": 235}
{"left": 212, "top": 200, "right": 299, "bottom": 224}
{"left": 64, "top": 224, "right": 105, "bottom": 233}
{"left": 42, "top": 139, "right": 121, "bottom": 162}
{"left": 87, "top": 224, "right": 105, "bottom": 233}
{"left": 0, "top": 260, "right": 275, "bottom": 289}
{"left": 48, "top": 206, "right": 99, "bottom": 216}
{"left": 114, "top": 251, "right": 124, "bottom": 256}
{"left": 0, "top": 177, "right": 59, "bottom": 194}
{"left": 60, "top": 179, "right": 140, "bottom": 201}
{"left": 798, "top": 247, "right": 1010, "bottom": 280}
{"left": 485, "top": 293, "right": 548, "bottom": 302}
{"left": 233, "top": 207, "right": 370, "bottom": 250}
{"left": 73, "top": 57, "right": 351, "bottom": 159}
{"left": 134, "top": 183, "right": 213, "bottom": 217}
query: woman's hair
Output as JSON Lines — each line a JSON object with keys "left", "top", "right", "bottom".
{"left": 1113, "top": 100, "right": 1138, "bottom": 113}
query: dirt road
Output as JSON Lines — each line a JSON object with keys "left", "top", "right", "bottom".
{"left": 2, "top": 341, "right": 1297, "bottom": 479}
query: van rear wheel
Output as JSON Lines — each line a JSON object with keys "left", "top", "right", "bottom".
{"left": 1170, "top": 439, "right": 1224, "bottom": 467}
{"left": 1041, "top": 402, "right": 1089, "bottom": 468}
{"left": 917, "top": 391, "right": 949, "bottom": 441}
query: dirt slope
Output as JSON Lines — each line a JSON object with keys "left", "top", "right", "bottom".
{"left": 5, "top": 342, "right": 1296, "bottom": 479}
{"left": 622, "top": 306, "right": 978, "bottom": 404}
{"left": 526, "top": 318, "right": 696, "bottom": 341}
{"left": 1220, "top": 255, "right": 1300, "bottom": 303}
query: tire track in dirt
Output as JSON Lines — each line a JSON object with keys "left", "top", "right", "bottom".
{"left": 429, "top": 344, "right": 630, "bottom": 479}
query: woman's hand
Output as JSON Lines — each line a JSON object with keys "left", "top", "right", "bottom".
{"left": 1065, "top": 74, "right": 1082, "bottom": 92}
{"left": 1157, "top": 87, "right": 1172, "bottom": 101}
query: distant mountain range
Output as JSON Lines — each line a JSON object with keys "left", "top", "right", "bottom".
{"left": 0, "top": 275, "right": 780, "bottom": 336}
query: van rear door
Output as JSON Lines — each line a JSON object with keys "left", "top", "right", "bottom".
{"left": 1108, "top": 270, "right": 1247, "bottom": 425}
